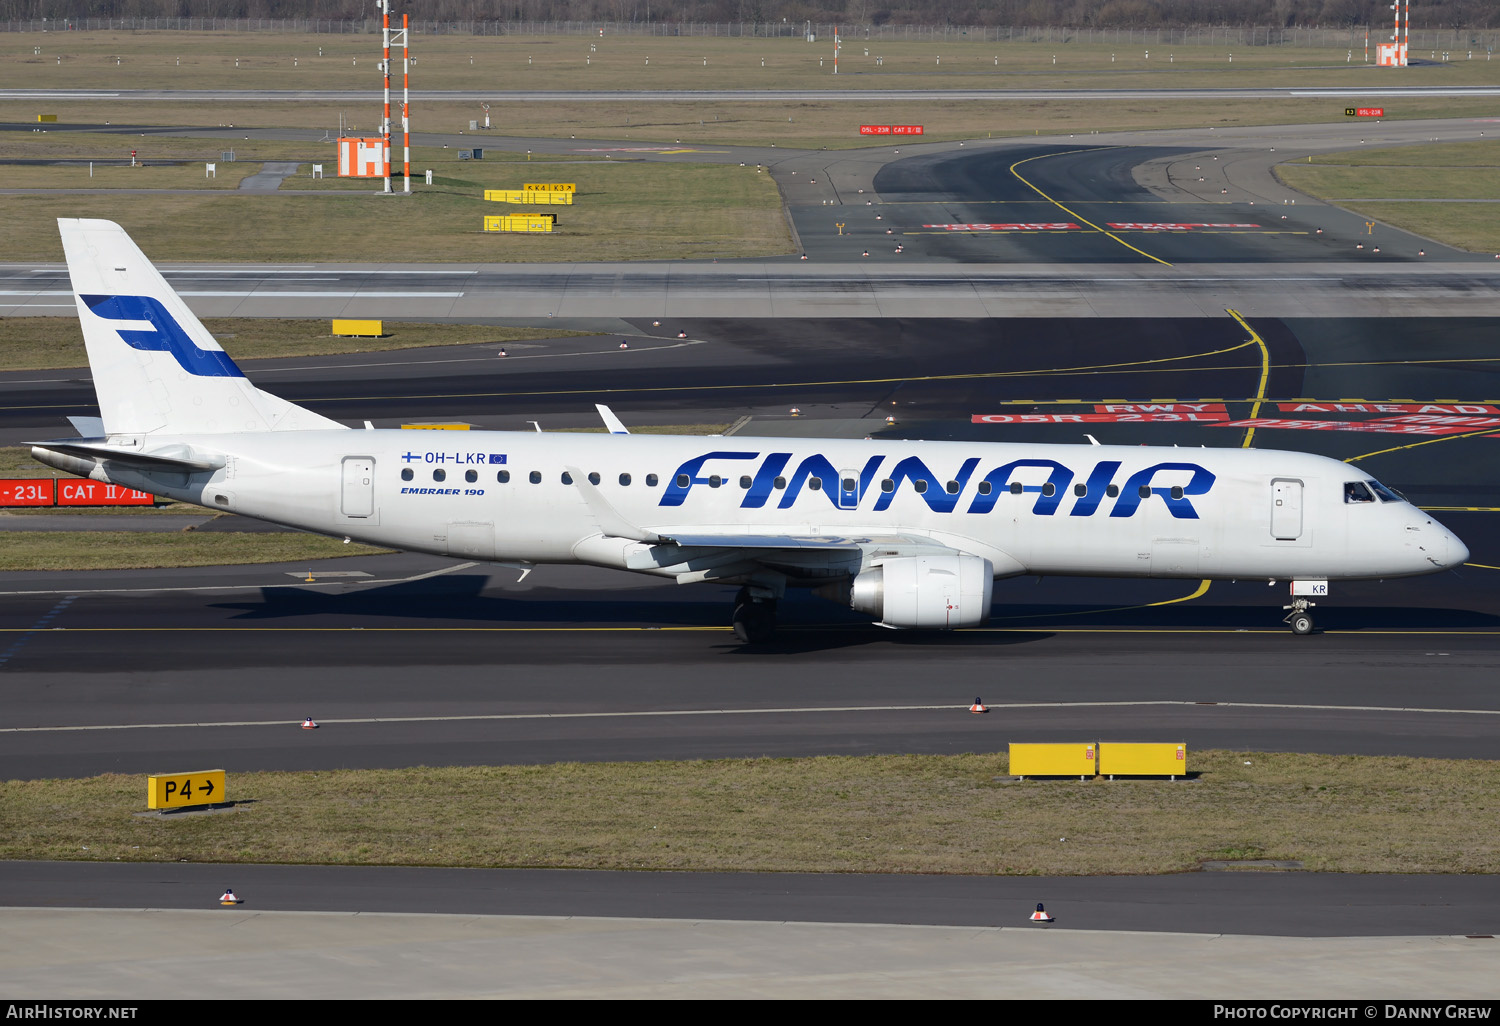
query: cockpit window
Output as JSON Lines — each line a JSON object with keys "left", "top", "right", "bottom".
{"left": 1368, "top": 480, "right": 1402, "bottom": 503}
{"left": 1344, "top": 481, "right": 1375, "bottom": 504}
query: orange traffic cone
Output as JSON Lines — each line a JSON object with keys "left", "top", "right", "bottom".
{"left": 301, "top": 716, "right": 318, "bottom": 730}
{"left": 1029, "top": 903, "right": 1053, "bottom": 923}
{"left": 969, "top": 697, "right": 987, "bottom": 714}
{"left": 220, "top": 888, "right": 241, "bottom": 905}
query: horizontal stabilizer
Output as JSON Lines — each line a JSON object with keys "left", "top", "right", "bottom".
{"left": 30, "top": 439, "right": 225, "bottom": 472}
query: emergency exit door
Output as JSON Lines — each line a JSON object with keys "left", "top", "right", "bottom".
{"left": 1271, "top": 478, "right": 1302, "bottom": 540}
{"left": 341, "top": 457, "right": 374, "bottom": 517}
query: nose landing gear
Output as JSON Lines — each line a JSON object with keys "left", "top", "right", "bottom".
{"left": 1281, "top": 580, "right": 1327, "bottom": 635}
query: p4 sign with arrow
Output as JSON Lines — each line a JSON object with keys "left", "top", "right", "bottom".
{"left": 147, "top": 770, "right": 226, "bottom": 810}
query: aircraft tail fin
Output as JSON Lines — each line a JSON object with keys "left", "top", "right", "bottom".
{"left": 59, "top": 218, "right": 344, "bottom": 436}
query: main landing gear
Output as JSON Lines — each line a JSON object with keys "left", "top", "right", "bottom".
{"left": 732, "top": 587, "right": 778, "bottom": 644}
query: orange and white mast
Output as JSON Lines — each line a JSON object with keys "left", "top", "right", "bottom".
{"left": 402, "top": 12, "right": 411, "bottom": 194}
{"left": 380, "top": 0, "right": 392, "bottom": 193}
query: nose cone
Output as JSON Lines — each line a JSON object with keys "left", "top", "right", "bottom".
{"left": 1444, "top": 525, "right": 1470, "bottom": 570}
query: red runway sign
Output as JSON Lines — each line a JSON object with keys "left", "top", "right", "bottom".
{"left": 974, "top": 412, "right": 1228, "bottom": 424}
{"left": 1345, "top": 107, "right": 1385, "bottom": 117}
{"left": 924, "top": 223, "right": 1079, "bottom": 231}
{"left": 56, "top": 480, "right": 155, "bottom": 506}
{"left": 860, "top": 125, "right": 924, "bottom": 136}
{"left": 1107, "top": 222, "right": 1261, "bottom": 230}
{"left": 1222, "top": 415, "right": 1500, "bottom": 437}
{"left": 1277, "top": 403, "right": 1498, "bottom": 415}
{"left": 0, "top": 478, "right": 54, "bottom": 507}
{"left": 1093, "top": 404, "right": 1227, "bottom": 414}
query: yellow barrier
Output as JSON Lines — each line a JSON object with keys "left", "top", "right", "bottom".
{"left": 483, "top": 189, "right": 573, "bottom": 205}
{"left": 1009, "top": 743, "right": 1096, "bottom": 780}
{"left": 37, "top": 114, "right": 57, "bottom": 123}
{"left": 523, "top": 182, "right": 576, "bottom": 192}
{"left": 1100, "top": 742, "right": 1187, "bottom": 779}
{"left": 332, "top": 319, "right": 383, "bottom": 337}
{"left": 401, "top": 423, "right": 472, "bottom": 430}
{"left": 147, "top": 769, "right": 226, "bottom": 810}
{"left": 483, "top": 214, "right": 555, "bottom": 233}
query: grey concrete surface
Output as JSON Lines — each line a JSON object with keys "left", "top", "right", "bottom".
{"left": 2, "top": 907, "right": 1495, "bottom": 999}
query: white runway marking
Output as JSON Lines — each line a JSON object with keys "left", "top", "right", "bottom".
{"left": 4, "top": 699, "right": 1496, "bottom": 734}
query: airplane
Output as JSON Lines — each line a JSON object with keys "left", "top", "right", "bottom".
{"left": 31, "top": 218, "right": 1468, "bottom": 643}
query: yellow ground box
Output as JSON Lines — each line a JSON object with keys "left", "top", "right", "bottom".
{"left": 483, "top": 189, "right": 573, "bottom": 205}
{"left": 1009, "top": 742, "right": 1097, "bottom": 779}
{"left": 523, "top": 182, "right": 576, "bottom": 192}
{"left": 401, "top": 423, "right": 471, "bottom": 430}
{"left": 1100, "top": 742, "right": 1188, "bottom": 778}
{"left": 483, "top": 214, "right": 555, "bottom": 233}
{"left": 37, "top": 114, "right": 57, "bottom": 123}
{"left": 147, "top": 769, "right": 226, "bottom": 810}
{"left": 332, "top": 319, "right": 383, "bottom": 337}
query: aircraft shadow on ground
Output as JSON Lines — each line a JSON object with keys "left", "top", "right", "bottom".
{"left": 208, "top": 576, "right": 1499, "bottom": 642}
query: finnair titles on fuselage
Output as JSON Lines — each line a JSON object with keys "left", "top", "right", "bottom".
{"left": 32, "top": 219, "right": 1467, "bottom": 642}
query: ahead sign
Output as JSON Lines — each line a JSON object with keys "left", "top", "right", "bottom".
{"left": 147, "top": 769, "right": 226, "bottom": 810}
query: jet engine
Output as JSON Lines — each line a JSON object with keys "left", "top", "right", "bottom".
{"left": 836, "top": 554, "right": 995, "bottom": 629}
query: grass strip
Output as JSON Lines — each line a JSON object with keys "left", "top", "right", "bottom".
{"left": 1277, "top": 141, "right": 1500, "bottom": 252}
{"left": 3, "top": 750, "right": 1496, "bottom": 875}
{"left": 0, "top": 158, "right": 791, "bottom": 263}
{"left": 0, "top": 531, "right": 392, "bottom": 570}
{"left": 0, "top": 318, "right": 596, "bottom": 372}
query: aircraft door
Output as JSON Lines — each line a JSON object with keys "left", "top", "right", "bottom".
{"left": 1271, "top": 478, "right": 1302, "bottom": 540}
{"left": 341, "top": 456, "right": 374, "bottom": 518}
{"left": 838, "top": 469, "right": 861, "bottom": 510}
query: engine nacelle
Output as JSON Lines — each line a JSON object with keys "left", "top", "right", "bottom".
{"left": 845, "top": 554, "right": 994, "bottom": 629}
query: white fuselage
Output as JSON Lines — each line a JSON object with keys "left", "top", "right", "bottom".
{"left": 76, "top": 429, "right": 1465, "bottom": 584}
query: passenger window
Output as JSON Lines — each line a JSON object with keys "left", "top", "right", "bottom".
{"left": 1138, "top": 485, "right": 1151, "bottom": 498}
{"left": 1106, "top": 484, "right": 1119, "bottom": 498}
{"left": 401, "top": 468, "right": 413, "bottom": 481}
{"left": 1344, "top": 481, "right": 1375, "bottom": 503}
{"left": 977, "top": 481, "right": 992, "bottom": 495}
{"left": 773, "top": 476, "right": 786, "bottom": 489}
{"left": 529, "top": 471, "right": 541, "bottom": 484}
{"left": 740, "top": 476, "right": 752, "bottom": 489}
{"left": 1009, "top": 482, "right": 1022, "bottom": 495}
{"left": 1041, "top": 483, "right": 1055, "bottom": 497}
{"left": 676, "top": 474, "right": 690, "bottom": 488}
{"left": 619, "top": 473, "right": 631, "bottom": 486}
{"left": 433, "top": 469, "right": 446, "bottom": 482}
{"left": 1074, "top": 483, "right": 1087, "bottom": 497}
{"left": 945, "top": 480, "right": 959, "bottom": 494}
{"left": 497, "top": 470, "right": 510, "bottom": 483}
{"left": 709, "top": 475, "right": 722, "bottom": 488}
{"left": 646, "top": 474, "right": 658, "bottom": 487}
{"left": 465, "top": 469, "right": 477, "bottom": 484}
{"left": 809, "top": 477, "right": 822, "bottom": 491}
{"left": 561, "top": 472, "right": 573, "bottom": 485}
{"left": 913, "top": 480, "right": 927, "bottom": 494}
{"left": 844, "top": 478, "right": 857, "bottom": 492}
{"left": 588, "top": 472, "right": 600, "bottom": 485}
{"left": 1170, "top": 486, "right": 1183, "bottom": 500}
{"left": 881, "top": 479, "right": 894, "bottom": 492}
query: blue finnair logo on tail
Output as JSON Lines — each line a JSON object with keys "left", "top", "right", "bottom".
{"left": 81, "top": 295, "right": 245, "bottom": 378}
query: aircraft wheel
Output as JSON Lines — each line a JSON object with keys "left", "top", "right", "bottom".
{"left": 732, "top": 600, "right": 777, "bottom": 644}
{"left": 1289, "top": 612, "right": 1314, "bottom": 636}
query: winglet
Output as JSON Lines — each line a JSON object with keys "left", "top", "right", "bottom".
{"left": 595, "top": 404, "right": 630, "bottom": 435}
